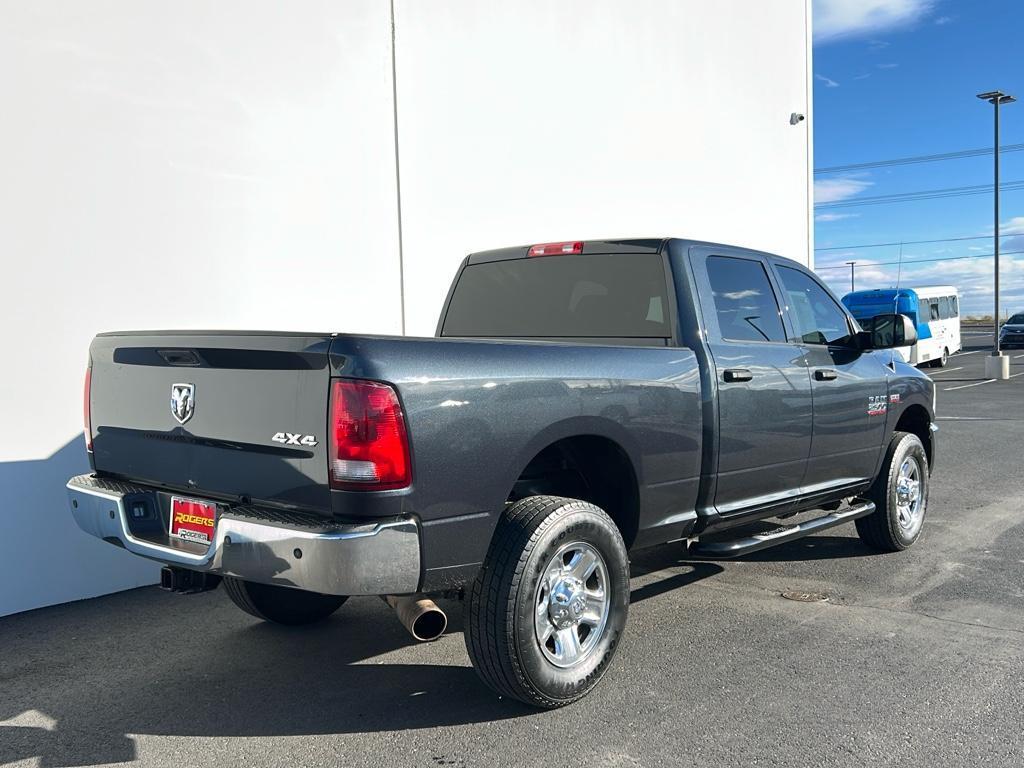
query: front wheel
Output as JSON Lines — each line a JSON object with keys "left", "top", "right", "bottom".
{"left": 223, "top": 577, "right": 347, "bottom": 625}
{"left": 856, "top": 431, "right": 929, "bottom": 551}
{"left": 465, "top": 496, "right": 630, "bottom": 708}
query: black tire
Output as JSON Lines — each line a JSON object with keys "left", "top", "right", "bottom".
{"left": 465, "top": 496, "right": 630, "bottom": 709}
{"left": 856, "top": 431, "right": 929, "bottom": 552}
{"left": 932, "top": 348, "right": 948, "bottom": 368}
{"left": 223, "top": 577, "right": 347, "bottom": 625}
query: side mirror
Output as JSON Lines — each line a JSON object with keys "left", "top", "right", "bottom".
{"left": 864, "top": 313, "right": 917, "bottom": 349}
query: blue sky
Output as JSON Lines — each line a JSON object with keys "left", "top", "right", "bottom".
{"left": 812, "top": 0, "right": 1024, "bottom": 317}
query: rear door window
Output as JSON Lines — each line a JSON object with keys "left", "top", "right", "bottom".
{"left": 705, "top": 256, "right": 786, "bottom": 343}
{"left": 442, "top": 253, "right": 672, "bottom": 339}
{"left": 930, "top": 301, "right": 940, "bottom": 321}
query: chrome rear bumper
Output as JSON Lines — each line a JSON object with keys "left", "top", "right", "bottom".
{"left": 66, "top": 474, "right": 421, "bottom": 596}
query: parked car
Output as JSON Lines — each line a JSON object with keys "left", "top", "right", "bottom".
{"left": 67, "top": 238, "right": 937, "bottom": 708}
{"left": 999, "top": 313, "right": 1024, "bottom": 348}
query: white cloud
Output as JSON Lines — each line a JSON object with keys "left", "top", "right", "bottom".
{"left": 814, "top": 176, "right": 874, "bottom": 203}
{"left": 1002, "top": 216, "right": 1024, "bottom": 234}
{"left": 815, "top": 73, "right": 840, "bottom": 88}
{"left": 853, "top": 73, "right": 872, "bottom": 80}
{"left": 934, "top": 15, "right": 953, "bottom": 25}
{"left": 998, "top": 217, "right": 1024, "bottom": 254}
{"left": 877, "top": 62, "right": 900, "bottom": 69}
{"left": 816, "top": 250, "right": 1024, "bottom": 315}
{"left": 815, "top": 212, "right": 861, "bottom": 222}
{"left": 813, "top": 0, "right": 934, "bottom": 43}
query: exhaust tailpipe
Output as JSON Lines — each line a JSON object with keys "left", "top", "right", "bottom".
{"left": 383, "top": 594, "right": 447, "bottom": 642}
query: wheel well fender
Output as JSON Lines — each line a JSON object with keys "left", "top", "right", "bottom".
{"left": 503, "top": 417, "right": 642, "bottom": 547}
{"left": 893, "top": 403, "right": 933, "bottom": 467}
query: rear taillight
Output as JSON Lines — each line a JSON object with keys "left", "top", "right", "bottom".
{"left": 328, "top": 379, "right": 411, "bottom": 491}
{"left": 83, "top": 367, "right": 93, "bottom": 453}
{"left": 527, "top": 241, "right": 584, "bottom": 257}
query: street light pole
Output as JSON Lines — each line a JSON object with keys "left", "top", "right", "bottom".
{"left": 846, "top": 261, "right": 856, "bottom": 292}
{"left": 977, "top": 90, "right": 1016, "bottom": 379}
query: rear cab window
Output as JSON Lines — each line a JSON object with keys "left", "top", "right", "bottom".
{"left": 441, "top": 252, "right": 672, "bottom": 342}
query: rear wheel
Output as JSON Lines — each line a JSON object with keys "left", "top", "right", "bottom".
{"left": 465, "top": 496, "right": 630, "bottom": 708}
{"left": 223, "top": 577, "right": 347, "bottom": 625}
{"left": 856, "top": 431, "right": 929, "bottom": 551}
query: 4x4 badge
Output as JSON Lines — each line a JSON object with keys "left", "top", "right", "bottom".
{"left": 170, "top": 383, "right": 195, "bottom": 425}
{"left": 272, "top": 432, "right": 318, "bottom": 447}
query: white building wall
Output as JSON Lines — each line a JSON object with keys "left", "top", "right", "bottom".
{"left": 396, "top": 0, "right": 814, "bottom": 333}
{"left": 0, "top": 0, "right": 812, "bottom": 616}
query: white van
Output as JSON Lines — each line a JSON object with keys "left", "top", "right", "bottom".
{"left": 842, "top": 285, "right": 962, "bottom": 367}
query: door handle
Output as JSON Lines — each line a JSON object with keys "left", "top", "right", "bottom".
{"left": 814, "top": 369, "right": 838, "bottom": 381}
{"left": 723, "top": 368, "right": 753, "bottom": 383}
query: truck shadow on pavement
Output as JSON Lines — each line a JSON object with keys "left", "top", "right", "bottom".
{"left": 0, "top": 530, "right": 877, "bottom": 767}
{"left": 734, "top": 534, "right": 877, "bottom": 562}
{"left": 0, "top": 590, "right": 536, "bottom": 767}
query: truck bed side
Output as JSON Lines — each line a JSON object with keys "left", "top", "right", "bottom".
{"left": 327, "top": 334, "right": 702, "bottom": 588}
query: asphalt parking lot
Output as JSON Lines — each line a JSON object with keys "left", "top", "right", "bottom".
{"left": 2, "top": 333, "right": 1022, "bottom": 768}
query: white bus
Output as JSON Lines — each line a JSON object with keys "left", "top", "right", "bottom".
{"left": 842, "top": 285, "right": 962, "bottom": 367}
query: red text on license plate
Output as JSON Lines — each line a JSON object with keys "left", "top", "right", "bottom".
{"left": 169, "top": 496, "right": 216, "bottom": 545}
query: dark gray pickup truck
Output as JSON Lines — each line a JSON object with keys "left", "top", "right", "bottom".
{"left": 68, "top": 237, "right": 936, "bottom": 707}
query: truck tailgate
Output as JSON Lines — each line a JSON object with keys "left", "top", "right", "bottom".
{"left": 88, "top": 331, "right": 334, "bottom": 513}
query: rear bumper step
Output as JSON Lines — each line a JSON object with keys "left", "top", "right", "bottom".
{"left": 688, "top": 500, "right": 876, "bottom": 558}
{"left": 66, "top": 474, "right": 421, "bottom": 596}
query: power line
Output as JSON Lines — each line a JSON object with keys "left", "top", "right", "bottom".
{"left": 814, "top": 143, "right": 1024, "bottom": 174}
{"left": 815, "top": 234, "right": 1008, "bottom": 252}
{"left": 815, "top": 180, "right": 1024, "bottom": 209}
{"left": 816, "top": 249, "right": 1024, "bottom": 270}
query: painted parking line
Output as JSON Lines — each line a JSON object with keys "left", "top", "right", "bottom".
{"left": 1014, "top": 354, "right": 1024, "bottom": 359}
{"left": 928, "top": 366, "right": 964, "bottom": 375}
{"left": 944, "top": 379, "right": 996, "bottom": 391}
{"left": 954, "top": 350, "right": 985, "bottom": 356}
{"left": 937, "top": 417, "right": 1024, "bottom": 423}
{"left": 943, "top": 371, "right": 1024, "bottom": 390}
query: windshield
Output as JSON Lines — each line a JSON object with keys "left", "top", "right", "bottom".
{"left": 845, "top": 303, "right": 889, "bottom": 319}
{"left": 1007, "top": 314, "right": 1024, "bottom": 324}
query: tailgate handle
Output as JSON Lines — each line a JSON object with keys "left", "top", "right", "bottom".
{"left": 157, "top": 349, "right": 201, "bottom": 367}
{"left": 723, "top": 368, "right": 753, "bottom": 383}
{"left": 814, "top": 369, "right": 838, "bottom": 381}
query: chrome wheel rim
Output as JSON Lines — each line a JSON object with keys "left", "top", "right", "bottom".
{"left": 534, "top": 541, "right": 610, "bottom": 669}
{"left": 895, "top": 456, "right": 924, "bottom": 536}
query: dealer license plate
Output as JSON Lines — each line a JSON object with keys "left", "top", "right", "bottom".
{"left": 169, "top": 496, "right": 217, "bottom": 546}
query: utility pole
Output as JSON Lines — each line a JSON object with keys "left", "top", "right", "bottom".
{"left": 846, "top": 261, "right": 856, "bottom": 292}
{"left": 977, "top": 90, "right": 1015, "bottom": 380}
